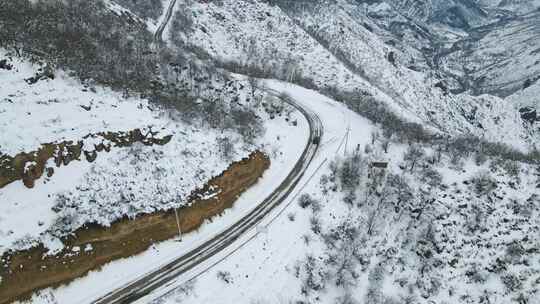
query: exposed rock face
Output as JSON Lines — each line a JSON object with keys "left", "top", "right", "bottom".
{"left": 0, "top": 129, "right": 173, "bottom": 189}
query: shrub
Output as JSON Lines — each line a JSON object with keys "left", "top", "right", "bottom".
{"left": 298, "top": 193, "right": 314, "bottom": 209}
{"left": 501, "top": 273, "right": 522, "bottom": 292}
{"left": 339, "top": 154, "right": 363, "bottom": 190}
{"left": 505, "top": 242, "right": 525, "bottom": 264}
{"left": 343, "top": 190, "right": 357, "bottom": 206}
{"left": 471, "top": 171, "right": 497, "bottom": 195}
{"left": 503, "top": 160, "right": 521, "bottom": 179}
{"left": 287, "top": 212, "right": 296, "bottom": 222}
{"left": 217, "top": 270, "right": 233, "bottom": 284}
{"left": 301, "top": 255, "right": 327, "bottom": 295}
{"left": 419, "top": 167, "right": 442, "bottom": 189}
{"left": 310, "top": 199, "right": 322, "bottom": 214}
{"left": 310, "top": 216, "right": 322, "bottom": 235}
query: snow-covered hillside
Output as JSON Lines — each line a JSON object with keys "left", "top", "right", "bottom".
{"left": 362, "top": 0, "right": 540, "bottom": 101}
{"left": 3, "top": 79, "right": 311, "bottom": 304}
{"left": 153, "top": 82, "right": 540, "bottom": 304}
{"left": 443, "top": 11, "right": 540, "bottom": 96}
{"left": 0, "top": 52, "right": 167, "bottom": 156}
{"left": 1, "top": 0, "right": 539, "bottom": 302}
{"left": 0, "top": 50, "right": 302, "bottom": 258}
{"left": 169, "top": 0, "right": 538, "bottom": 150}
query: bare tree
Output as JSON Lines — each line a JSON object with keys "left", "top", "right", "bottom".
{"left": 471, "top": 171, "right": 497, "bottom": 196}
{"left": 403, "top": 145, "right": 425, "bottom": 172}
{"left": 217, "top": 137, "right": 234, "bottom": 161}
{"left": 247, "top": 76, "right": 259, "bottom": 100}
{"left": 217, "top": 270, "right": 233, "bottom": 284}
{"left": 371, "top": 131, "right": 379, "bottom": 145}
{"left": 386, "top": 174, "right": 414, "bottom": 220}
{"left": 381, "top": 140, "right": 390, "bottom": 154}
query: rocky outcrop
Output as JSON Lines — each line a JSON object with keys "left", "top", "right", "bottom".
{"left": 0, "top": 129, "right": 173, "bottom": 189}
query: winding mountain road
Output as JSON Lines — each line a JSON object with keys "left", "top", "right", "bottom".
{"left": 91, "top": 92, "right": 323, "bottom": 304}
{"left": 91, "top": 6, "right": 324, "bottom": 302}
{"left": 154, "top": 0, "right": 177, "bottom": 42}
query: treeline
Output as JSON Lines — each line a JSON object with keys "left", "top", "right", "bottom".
{"left": 215, "top": 58, "right": 539, "bottom": 164}
{"left": 0, "top": 0, "right": 158, "bottom": 91}
{"left": 325, "top": 89, "right": 540, "bottom": 164}
{"left": 0, "top": 0, "right": 264, "bottom": 142}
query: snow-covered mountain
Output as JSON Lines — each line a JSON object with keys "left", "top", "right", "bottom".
{"left": 162, "top": 0, "right": 539, "bottom": 150}
{"left": 439, "top": 10, "right": 540, "bottom": 97}
{"left": 1, "top": 0, "right": 539, "bottom": 303}
{"left": 357, "top": 0, "right": 540, "bottom": 98}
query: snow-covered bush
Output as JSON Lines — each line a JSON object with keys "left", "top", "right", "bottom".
{"left": 501, "top": 273, "right": 522, "bottom": 292}
{"left": 471, "top": 171, "right": 497, "bottom": 196}
{"left": 338, "top": 154, "right": 363, "bottom": 190}
{"left": 298, "top": 193, "right": 315, "bottom": 209}
{"left": 309, "top": 216, "right": 322, "bottom": 235}
{"left": 300, "top": 255, "right": 327, "bottom": 296}
{"left": 217, "top": 270, "right": 233, "bottom": 284}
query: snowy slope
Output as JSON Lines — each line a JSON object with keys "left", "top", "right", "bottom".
{"left": 169, "top": 0, "right": 537, "bottom": 150}
{"left": 285, "top": 0, "right": 534, "bottom": 148}
{"left": 0, "top": 52, "right": 269, "bottom": 257}
{"left": 150, "top": 81, "right": 540, "bottom": 304}
{"left": 485, "top": 0, "right": 540, "bottom": 14}
{"left": 0, "top": 51, "right": 167, "bottom": 156}
{"left": 440, "top": 10, "right": 540, "bottom": 97}
{"left": 16, "top": 80, "right": 311, "bottom": 304}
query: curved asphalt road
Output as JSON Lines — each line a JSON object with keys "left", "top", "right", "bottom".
{"left": 154, "top": 0, "right": 177, "bottom": 42}
{"left": 92, "top": 6, "right": 323, "bottom": 302}
{"left": 92, "top": 92, "right": 323, "bottom": 304}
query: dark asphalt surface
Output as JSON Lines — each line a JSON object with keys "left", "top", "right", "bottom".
{"left": 154, "top": 0, "right": 177, "bottom": 42}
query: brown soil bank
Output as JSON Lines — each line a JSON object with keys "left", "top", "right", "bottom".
{"left": 0, "top": 151, "right": 270, "bottom": 304}
{"left": 0, "top": 128, "right": 172, "bottom": 189}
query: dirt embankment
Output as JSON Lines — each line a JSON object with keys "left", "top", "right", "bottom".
{"left": 0, "top": 129, "right": 172, "bottom": 189}
{"left": 0, "top": 151, "right": 270, "bottom": 304}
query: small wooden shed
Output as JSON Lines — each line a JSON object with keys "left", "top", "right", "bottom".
{"left": 370, "top": 161, "right": 389, "bottom": 169}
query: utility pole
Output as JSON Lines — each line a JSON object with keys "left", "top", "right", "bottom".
{"left": 344, "top": 124, "right": 351, "bottom": 156}
{"left": 174, "top": 208, "right": 182, "bottom": 241}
